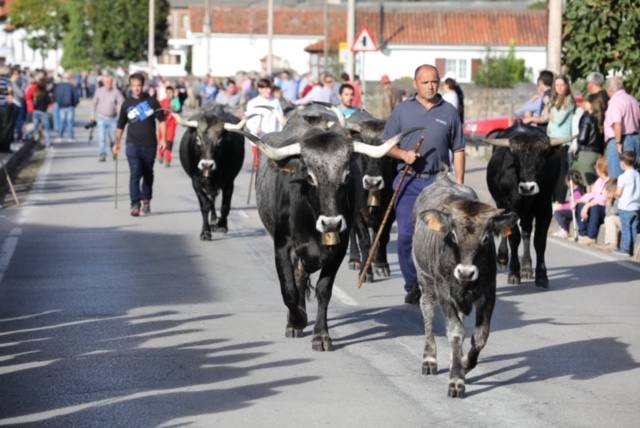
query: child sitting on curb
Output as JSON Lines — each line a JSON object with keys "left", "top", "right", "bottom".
{"left": 553, "top": 170, "right": 585, "bottom": 238}
{"left": 615, "top": 151, "right": 640, "bottom": 256}
{"left": 575, "top": 156, "right": 609, "bottom": 245}
{"left": 601, "top": 179, "right": 620, "bottom": 251}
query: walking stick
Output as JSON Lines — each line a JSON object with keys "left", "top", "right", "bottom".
{"left": 568, "top": 177, "right": 578, "bottom": 242}
{"left": 357, "top": 135, "right": 425, "bottom": 289}
{"left": 2, "top": 161, "right": 20, "bottom": 207}
{"left": 109, "top": 133, "right": 118, "bottom": 209}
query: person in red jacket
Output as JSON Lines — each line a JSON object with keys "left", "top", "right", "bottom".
{"left": 157, "top": 86, "right": 177, "bottom": 166}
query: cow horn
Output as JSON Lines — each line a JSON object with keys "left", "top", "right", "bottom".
{"left": 353, "top": 127, "right": 423, "bottom": 158}
{"left": 482, "top": 138, "right": 510, "bottom": 147}
{"left": 258, "top": 142, "right": 301, "bottom": 160}
{"left": 223, "top": 118, "right": 247, "bottom": 131}
{"left": 253, "top": 105, "right": 287, "bottom": 126}
{"left": 311, "top": 101, "right": 346, "bottom": 127}
{"left": 173, "top": 113, "right": 198, "bottom": 128}
{"left": 549, "top": 136, "right": 577, "bottom": 146}
{"left": 346, "top": 122, "right": 362, "bottom": 133}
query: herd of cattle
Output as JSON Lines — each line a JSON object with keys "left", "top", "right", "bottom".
{"left": 172, "top": 103, "right": 571, "bottom": 398}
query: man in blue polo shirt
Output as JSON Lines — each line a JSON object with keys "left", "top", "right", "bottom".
{"left": 383, "top": 64, "right": 465, "bottom": 304}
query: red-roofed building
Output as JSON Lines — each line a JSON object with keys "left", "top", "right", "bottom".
{"left": 179, "top": 4, "right": 548, "bottom": 81}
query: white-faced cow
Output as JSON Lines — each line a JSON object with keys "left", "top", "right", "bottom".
{"left": 253, "top": 114, "right": 413, "bottom": 351}
{"left": 413, "top": 171, "right": 517, "bottom": 398}
{"left": 484, "top": 121, "right": 572, "bottom": 287}
{"left": 175, "top": 106, "right": 251, "bottom": 240}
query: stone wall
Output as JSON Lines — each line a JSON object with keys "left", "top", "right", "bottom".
{"left": 362, "top": 81, "right": 537, "bottom": 121}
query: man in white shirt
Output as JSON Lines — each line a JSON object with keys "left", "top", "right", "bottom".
{"left": 245, "top": 78, "right": 284, "bottom": 167}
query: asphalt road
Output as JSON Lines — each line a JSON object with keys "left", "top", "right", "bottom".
{"left": 0, "top": 101, "right": 639, "bottom": 427}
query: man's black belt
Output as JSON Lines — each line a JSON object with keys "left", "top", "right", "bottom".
{"left": 407, "top": 170, "right": 437, "bottom": 178}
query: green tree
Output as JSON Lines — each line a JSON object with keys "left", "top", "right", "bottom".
{"left": 9, "top": 0, "right": 68, "bottom": 66}
{"left": 87, "top": 0, "right": 170, "bottom": 66}
{"left": 563, "top": 0, "right": 640, "bottom": 97}
{"left": 475, "top": 43, "right": 530, "bottom": 88}
{"left": 61, "top": 0, "right": 91, "bottom": 70}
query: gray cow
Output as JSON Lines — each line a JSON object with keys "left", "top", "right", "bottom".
{"left": 412, "top": 171, "right": 517, "bottom": 398}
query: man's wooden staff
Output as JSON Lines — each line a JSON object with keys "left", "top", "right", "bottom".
{"left": 357, "top": 135, "right": 425, "bottom": 289}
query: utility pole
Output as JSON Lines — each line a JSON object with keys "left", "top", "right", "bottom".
{"left": 346, "top": 0, "right": 355, "bottom": 78}
{"left": 547, "top": 0, "right": 562, "bottom": 74}
{"left": 204, "top": 0, "right": 211, "bottom": 75}
{"left": 323, "top": 0, "right": 328, "bottom": 74}
{"left": 267, "top": 0, "right": 274, "bottom": 76}
{"left": 148, "top": 0, "right": 155, "bottom": 75}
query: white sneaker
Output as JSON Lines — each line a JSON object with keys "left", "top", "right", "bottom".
{"left": 552, "top": 229, "right": 568, "bottom": 239}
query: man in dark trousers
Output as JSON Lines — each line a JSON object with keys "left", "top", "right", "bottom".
{"left": 112, "top": 73, "right": 166, "bottom": 217}
{"left": 383, "top": 64, "right": 465, "bottom": 304}
{"left": 0, "top": 65, "right": 17, "bottom": 153}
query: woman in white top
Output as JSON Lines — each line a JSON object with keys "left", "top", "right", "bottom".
{"left": 244, "top": 78, "right": 284, "bottom": 168}
{"left": 441, "top": 79, "right": 459, "bottom": 110}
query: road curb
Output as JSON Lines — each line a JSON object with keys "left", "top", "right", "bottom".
{"left": 0, "top": 138, "right": 38, "bottom": 200}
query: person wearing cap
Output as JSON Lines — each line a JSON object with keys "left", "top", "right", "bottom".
{"left": 380, "top": 74, "right": 404, "bottom": 119}
{"left": 586, "top": 71, "right": 609, "bottom": 110}
{"left": 383, "top": 64, "right": 464, "bottom": 304}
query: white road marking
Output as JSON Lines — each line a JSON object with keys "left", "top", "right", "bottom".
{"left": 332, "top": 285, "right": 359, "bottom": 306}
{"left": 550, "top": 237, "right": 640, "bottom": 274}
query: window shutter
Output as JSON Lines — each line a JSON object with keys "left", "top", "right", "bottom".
{"left": 471, "top": 59, "right": 482, "bottom": 80}
{"left": 435, "top": 58, "right": 446, "bottom": 78}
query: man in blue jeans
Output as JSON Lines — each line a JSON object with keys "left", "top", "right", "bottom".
{"left": 113, "top": 73, "right": 166, "bottom": 217}
{"left": 383, "top": 64, "right": 465, "bottom": 304}
{"left": 53, "top": 72, "right": 79, "bottom": 142}
{"left": 93, "top": 75, "right": 124, "bottom": 162}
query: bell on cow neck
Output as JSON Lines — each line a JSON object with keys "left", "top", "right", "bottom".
{"left": 367, "top": 191, "right": 380, "bottom": 207}
{"left": 321, "top": 231, "right": 340, "bottom": 246}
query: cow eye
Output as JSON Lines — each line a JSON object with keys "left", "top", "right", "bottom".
{"left": 342, "top": 170, "right": 351, "bottom": 183}
{"left": 307, "top": 172, "right": 318, "bottom": 186}
{"left": 449, "top": 230, "right": 458, "bottom": 244}
{"left": 481, "top": 233, "right": 490, "bottom": 246}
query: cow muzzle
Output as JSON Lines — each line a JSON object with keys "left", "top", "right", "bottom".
{"left": 198, "top": 159, "right": 216, "bottom": 177}
{"left": 453, "top": 264, "right": 479, "bottom": 282}
{"left": 518, "top": 182, "right": 540, "bottom": 196}
{"left": 316, "top": 215, "right": 347, "bottom": 246}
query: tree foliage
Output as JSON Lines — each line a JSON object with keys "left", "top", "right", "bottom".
{"left": 474, "top": 44, "right": 530, "bottom": 88}
{"left": 61, "top": 0, "right": 90, "bottom": 70}
{"left": 563, "top": 0, "right": 640, "bottom": 97}
{"left": 9, "top": 0, "right": 68, "bottom": 63}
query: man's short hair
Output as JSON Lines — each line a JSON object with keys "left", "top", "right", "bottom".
{"left": 537, "top": 70, "right": 554, "bottom": 87}
{"left": 620, "top": 151, "right": 636, "bottom": 167}
{"left": 339, "top": 83, "right": 354, "bottom": 95}
{"left": 586, "top": 72, "right": 605, "bottom": 86}
{"left": 340, "top": 72, "right": 350, "bottom": 82}
{"left": 414, "top": 64, "right": 439, "bottom": 81}
{"left": 165, "top": 85, "right": 174, "bottom": 92}
{"left": 257, "top": 78, "right": 272, "bottom": 89}
{"left": 227, "top": 79, "right": 236, "bottom": 86}
{"left": 606, "top": 76, "right": 624, "bottom": 92}
{"left": 129, "top": 72, "right": 145, "bottom": 85}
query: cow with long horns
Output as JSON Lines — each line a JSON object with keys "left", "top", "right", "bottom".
{"left": 484, "top": 121, "right": 573, "bottom": 287}
{"left": 253, "top": 120, "right": 415, "bottom": 351}
{"left": 174, "top": 105, "right": 251, "bottom": 240}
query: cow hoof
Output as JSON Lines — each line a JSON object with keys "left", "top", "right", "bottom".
{"left": 288, "top": 307, "right": 308, "bottom": 330}
{"left": 422, "top": 361, "right": 438, "bottom": 375}
{"left": 365, "top": 273, "right": 374, "bottom": 283}
{"left": 535, "top": 276, "right": 549, "bottom": 288}
{"left": 496, "top": 261, "right": 507, "bottom": 271}
{"left": 213, "top": 225, "right": 228, "bottom": 234}
{"left": 285, "top": 327, "right": 304, "bottom": 338}
{"left": 348, "top": 259, "right": 361, "bottom": 270}
{"left": 312, "top": 335, "right": 333, "bottom": 352}
{"left": 200, "top": 231, "right": 212, "bottom": 241}
{"left": 447, "top": 379, "right": 466, "bottom": 399}
{"left": 507, "top": 273, "right": 521, "bottom": 284}
{"left": 374, "top": 263, "right": 391, "bottom": 277}
{"left": 521, "top": 267, "right": 534, "bottom": 280}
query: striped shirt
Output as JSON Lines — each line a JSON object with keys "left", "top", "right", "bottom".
{"left": 0, "top": 76, "right": 11, "bottom": 106}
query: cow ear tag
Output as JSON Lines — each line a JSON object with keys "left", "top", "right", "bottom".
{"left": 502, "top": 226, "right": 512, "bottom": 237}
{"left": 424, "top": 212, "right": 443, "bottom": 232}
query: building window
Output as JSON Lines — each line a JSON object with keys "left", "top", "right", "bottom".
{"left": 182, "top": 14, "right": 189, "bottom": 31}
{"left": 443, "top": 59, "right": 469, "bottom": 82}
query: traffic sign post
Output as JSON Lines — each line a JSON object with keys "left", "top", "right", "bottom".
{"left": 351, "top": 27, "right": 379, "bottom": 108}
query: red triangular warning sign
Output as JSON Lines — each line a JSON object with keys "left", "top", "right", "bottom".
{"left": 351, "top": 27, "right": 379, "bottom": 52}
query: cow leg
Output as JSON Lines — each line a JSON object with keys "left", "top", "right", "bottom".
{"left": 419, "top": 280, "right": 438, "bottom": 375}
{"left": 507, "top": 226, "right": 522, "bottom": 284}
{"left": 496, "top": 236, "right": 509, "bottom": 271}
{"left": 355, "top": 218, "right": 373, "bottom": 282}
{"left": 442, "top": 304, "right": 466, "bottom": 398}
{"left": 463, "top": 293, "right": 495, "bottom": 375}
{"left": 373, "top": 212, "right": 394, "bottom": 278}
{"left": 192, "top": 179, "right": 212, "bottom": 241}
{"left": 290, "top": 257, "right": 308, "bottom": 338}
{"left": 533, "top": 207, "right": 552, "bottom": 288}
{"left": 520, "top": 216, "right": 534, "bottom": 280}
{"left": 312, "top": 263, "right": 340, "bottom": 352}
{"left": 213, "top": 182, "right": 233, "bottom": 233}
{"left": 274, "top": 245, "right": 307, "bottom": 337}
{"left": 348, "top": 222, "right": 362, "bottom": 271}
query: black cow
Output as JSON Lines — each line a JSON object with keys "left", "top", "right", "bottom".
{"left": 254, "top": 116, "right": 410, "bottom": 351}
{"left": 412, "top": 171, "right": 517, "bottom": 398}
{"left": 485, "top": 121, "right": 571, "bottom": 287}
{"left": 345, "top": 110, "right": 397, "bottom": 282}
{"left": 175, "top": 106, "right": 249, "bottom": 240}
